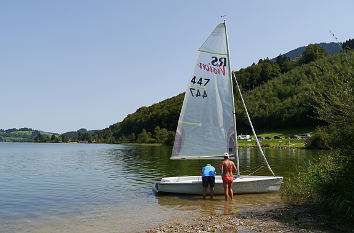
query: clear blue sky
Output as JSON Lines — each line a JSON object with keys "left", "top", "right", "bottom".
{"left": 1, "top": 0, "right": 353, "bottom": 133}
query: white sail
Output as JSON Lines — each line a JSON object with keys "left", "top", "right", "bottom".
{"left": 153, "top": 22, "right": 282, "bottom": 195}
{"left": 171, "top": 23, "right": 236, "bottom": 160}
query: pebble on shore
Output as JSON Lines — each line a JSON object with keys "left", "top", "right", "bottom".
{"left": 145, "top": 205, "right": 348, "bottom": 233}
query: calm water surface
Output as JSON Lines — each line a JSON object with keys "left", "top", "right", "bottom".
{"left": 0, "top": 143, "right": 318, "bottom": 232}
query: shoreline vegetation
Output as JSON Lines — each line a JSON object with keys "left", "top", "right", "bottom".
{"left": 237, "top": 138, "right": 308, "bottom": 149}
{"left": 0, "top": 139, "right": 307, "bottom": 150}
{"left": 1, "top": 128, "right": 311, "bottom": 149}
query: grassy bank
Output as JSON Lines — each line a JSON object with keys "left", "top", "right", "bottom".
{"left": 0, "top": 130, "right": 52, "bottom": 142}
{"left": 121, "top": 139, "right": 308, "bottom": 148}
{"left": 120, "top": 143, "right": 163, "bottom": 146}
{"left": 236, "top": 128, "right": 313, "bottom": 148}
{"left": 256, "top": 128, "right": 313, "bottom": 138}
{"left": 237, "top": 138, "right": 307, "bottom": 148}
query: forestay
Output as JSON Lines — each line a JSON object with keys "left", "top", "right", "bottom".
{"left": 171, "top": 23, "right": 236, "bottom": 160}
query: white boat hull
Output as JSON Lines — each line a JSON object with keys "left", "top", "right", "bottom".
{"left": 153, "top": 175, "right": 283, "bottom": 194}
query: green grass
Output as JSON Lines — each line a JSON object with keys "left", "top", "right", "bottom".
{"left": 0, "top": 136, "right": 28, "bottom": 142}
{"left": 0, "top": 130, "right": 36, "bottom": 142}
{"left": 238, "top": 138, "right": 307, "bottom": 148}
{"left": 9, "top": 131, "right": 33, "bottom": 136}
{"left": 235, "top": 128, "right": 313, "bottom": 148}
{"left": 120, "top": 143, "right": 163, "bottom": 146}
{"left": 255, "top": 128, "right": 313, "bottom": 138}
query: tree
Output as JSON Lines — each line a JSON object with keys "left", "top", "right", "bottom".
{"left": 61, "top": 135, "right": 69, "bottom": 143}
{"left": 34, "top": 133, "right": 45, "bottom": 142}
{"left": 286, "top": 50, "right": 354, "bottom": 222}
{"left": 129, "top": 133, "right": 136, "bottom": 142}
{"left": 118, "top": 135, "right": 128, "bottom": 143}
{"left": 154, "top": 126, "right": 169, "bottom": 144}
{"left": 298, "top": 44, "right": 329, "bottom": 65}
{"left": 234, "top": 59, "right": 282, "bottom": 91}
{"left": 165, "top": 131, "right": 176, "bottom": 146}
{"left": 105, "top": 136, "right": 116, "bottom": 144}
{"left": 342, "top": 38, "right": 354, "bottom": 50}
{"left": 137, "top": 129, "right": 151, "bottom": 143}
{"left": 260, "top": 61, "right": 281, "bottom": 83}
{"left": 275, "top": 54, "right": 294, "bottom": 73}
{"left": 308, "top": 53, "right": 354, "bottom": 151}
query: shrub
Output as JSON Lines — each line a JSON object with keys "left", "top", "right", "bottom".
{"left": 283, "top": 150, "right": 354, "bottom": 222}
{"left": 305, "top": 125, "right": 341, "bottom": 150}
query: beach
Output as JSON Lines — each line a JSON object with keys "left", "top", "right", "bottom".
{"left": 146, "top": 204, "right": 347, "bottom": 233}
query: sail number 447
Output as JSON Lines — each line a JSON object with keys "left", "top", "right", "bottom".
{"left": 190, "top": 76, "right": 209, "bottom": 98}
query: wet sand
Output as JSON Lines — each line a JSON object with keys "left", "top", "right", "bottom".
{"left": 0, "top": 193, "right": 288, "bottom": 233}
{"left": 3, "top": 192, "right": 346, "bottom": 232}
{"left": 3, "top": 201, "right": 347, "bottom": 233}
{"left": 145, "top": 204, "right": 348, "bottom": 233}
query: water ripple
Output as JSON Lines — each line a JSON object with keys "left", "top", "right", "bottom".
{"left": 0, "top": 143, "right": 319, "bottom": 231}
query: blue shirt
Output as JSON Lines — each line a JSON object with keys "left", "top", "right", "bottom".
{"left": 202, "top": 165, "right": 216, "bottom": 177}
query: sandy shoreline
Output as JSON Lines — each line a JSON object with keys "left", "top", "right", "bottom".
{"left": 145, "top": 204, "right": 350, "bottom": 233}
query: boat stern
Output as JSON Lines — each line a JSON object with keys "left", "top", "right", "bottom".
{"left": 152, "top": 182, "right": 160, "bottom": 193}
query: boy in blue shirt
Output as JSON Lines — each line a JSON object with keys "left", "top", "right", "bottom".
{"left": 202, "top": 164, "right": 216, "bottom": 199}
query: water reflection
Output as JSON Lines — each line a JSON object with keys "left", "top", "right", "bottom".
{"left": 105, "top": 146, "right": 316, "bottom": 180}
{"left": 156, "top": 191, "right": 285, "bottom": 214}
{"left": 223, "top": 201, "right": 233, "bottom": 215}
{"left": 0, "top": 143, "right": 318, "bottom": 233}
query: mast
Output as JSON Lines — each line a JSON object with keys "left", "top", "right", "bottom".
{"left": 224, "top": 20, "right": 240, "bottom": 177}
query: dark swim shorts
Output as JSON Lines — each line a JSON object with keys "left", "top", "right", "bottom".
{"left": 202, "top": 176, "right": 215, "bottom": 187}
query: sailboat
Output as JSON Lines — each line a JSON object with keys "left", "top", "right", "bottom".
{"left": 153, "top": 21, "right": 283, "bottom": 195}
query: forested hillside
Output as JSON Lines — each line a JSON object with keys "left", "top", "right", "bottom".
{"left": 0, "top": 128, "right": 41, "bottom": 142}
{"left": 271, "top": 42, "right": 341, "bottom": 61}
{"left": 283, "top": 42, "right": 354, "bottom": 223}
{"left": 236, "top": 48, "right": 354, "bottom": 131}
{"left": 62, "top": 128, "right": 100, "bottom": 139}
{"left": 96, "top": 94, "right": 184, "bottom": 144}
{"left": 90, "top": 41, "right": 353, "bottom": 145}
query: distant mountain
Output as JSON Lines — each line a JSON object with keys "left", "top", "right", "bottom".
{"left": 272, "top": 42, "right": 341, "bottom": 61}
{"left": 39, "top": 130, "right": 57, "bottom": 134}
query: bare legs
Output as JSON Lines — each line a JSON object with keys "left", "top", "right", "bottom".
{"left": 223, "top": 181, "right": 229, "bottom": 200}
{"left": 203, "top": 186, "right": 215, "bottom": 199}
{"left": 223, "top": 181, "right": 233, "bottom": 200}
{"left": 229, "top": 182, "right": 233, "bottom": 200}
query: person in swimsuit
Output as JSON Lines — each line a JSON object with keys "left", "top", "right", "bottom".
{"left": 201, "top": 164, "right": 216, "bottom": 199}
{"left": 220, "top": 153, "right": 237, "bottom": 200}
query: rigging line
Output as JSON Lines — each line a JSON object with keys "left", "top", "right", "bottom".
{"left": 239, "top": 168, "right": 256, "bottom": 174}
{"left": 241, "top": 163, "right": 264, "bottom": 173}
{"left": 241, "top": 164, "right": 263, "bottom": 173}
{"left": 248, "top": 165, "right": 265, "bottom": 176}
{"left": 232, "top": 72, "right": 275, "bottom": 176}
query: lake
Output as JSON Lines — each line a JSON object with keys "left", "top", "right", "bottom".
{"left": 0, "top": 143, "right": 318, "bottom": 232}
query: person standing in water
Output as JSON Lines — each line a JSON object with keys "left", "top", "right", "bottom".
{"left": 201, "top": 164, "right": 216, "bottom": 199}
{"left": 221, "top": 153, "right": 237, "bottom": 200}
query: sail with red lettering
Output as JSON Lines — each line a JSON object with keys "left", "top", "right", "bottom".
{"left": 171, "top": 22, "right": 237, "bottom": 160}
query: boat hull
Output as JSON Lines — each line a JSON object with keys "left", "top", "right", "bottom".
{"left": 153, "top": 175, "right": 283, "bottom": 194}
